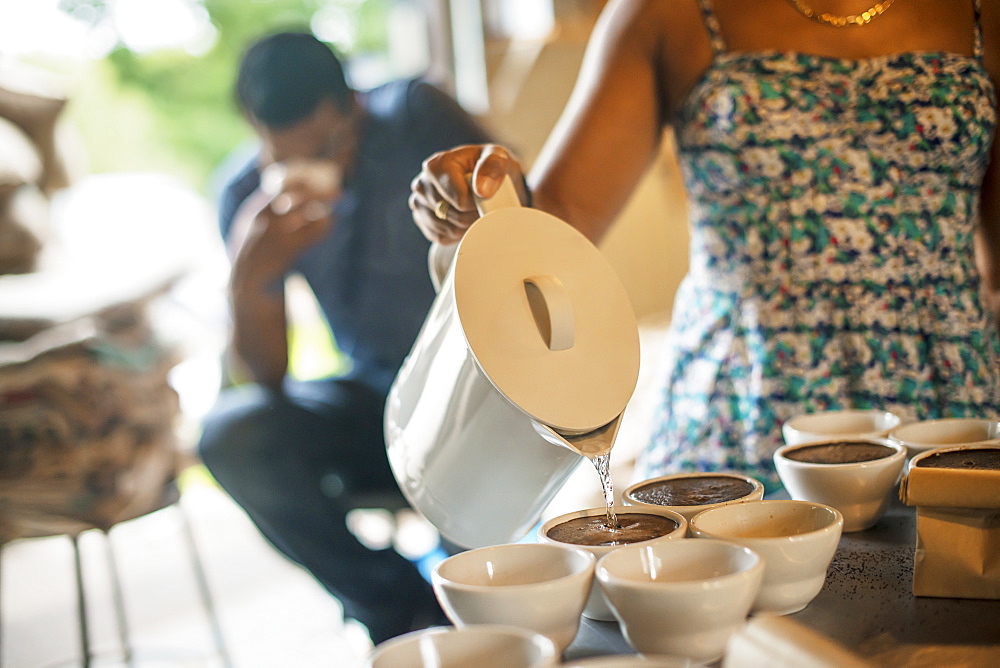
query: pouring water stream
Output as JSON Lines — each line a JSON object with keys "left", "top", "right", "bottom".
{"left": 540, "top": 416, "right": 621, "bottom": 526}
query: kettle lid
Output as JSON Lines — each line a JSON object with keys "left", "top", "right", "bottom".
{"left": 453, "top": 207, "right": 640, "bottom": 434}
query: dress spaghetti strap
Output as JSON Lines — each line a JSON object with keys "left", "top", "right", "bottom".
{"left": 695, "top": 0, "right": 726, "bottom": 54}
{"left": 974, "top": 0, "right": 984, "bottom": 61}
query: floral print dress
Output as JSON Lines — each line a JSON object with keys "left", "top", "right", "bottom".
{"left": 637, "top": 0, "right": 1000, "bottom": 490}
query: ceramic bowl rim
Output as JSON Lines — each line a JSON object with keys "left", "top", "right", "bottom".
{"left": 538, "top": 505, "right": 689, "bottom": 543}
{"left": 595, "top": 538, "right": 763, "bottom": 592}
{"left": 621, "top": 472, "right": 765, "bottom": 507}
{"left": 432, "top": 542, "right": 595, "bottom": 591}
{"left": 888, "top": 417, "right": 1000, "bottom": 449}
{"left": 688, "top": 499, "right": 844, "bottom": 542}
{"left": 782, "top": 408, "right": 902, "bottom": 433}
{"left": 368, "top": 623, "right": 559, "bottom": 663}
{"left": 773, "top": 438, "right": 906, "bottom": 469}
{"left": 907, "top": 442, "right": 1000, "bottom": 467}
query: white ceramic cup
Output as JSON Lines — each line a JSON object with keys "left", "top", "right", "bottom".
{"left": 622, "top": 472, "right": 765, "bottom": 523}
{"left": 595, "top": 538, "right": 764, "bottom": 663}
{"left": 366, "top": 624, "right": 559, "bottom": 668}
{"left": 782, "top": 409, "right": 903, "bottom": 446}
{"left": 431, "top": 542, "right": 594, "bottom": 653}
{"left": 773, "top": 438, "right": 907, "bottom": 532}
{"left": 688, "top": 499, "right": 843, "bottom": 615}
{"left": 538, "top": 505, "right": 687, "bottom": 621}
{"left": 888, "top": 417, "right": 1000, "bottom": 459}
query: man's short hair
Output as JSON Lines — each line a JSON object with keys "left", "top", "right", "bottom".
{"left": 236, "top": 31, "right": 352, "bottom": 129}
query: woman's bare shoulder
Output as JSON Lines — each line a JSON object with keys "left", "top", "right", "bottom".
{"left": 582, "top": 0, "right": 710, "bottom": 89}
{"left": 597, "top": 0, "right": 706, "bottom": 45}
{"left": 595, "top": 0, "right": 713, "bottom": 112}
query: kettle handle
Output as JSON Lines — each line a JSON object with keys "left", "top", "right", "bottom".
{"left": 474, "top": 174, "right": 523, "bottom": 215}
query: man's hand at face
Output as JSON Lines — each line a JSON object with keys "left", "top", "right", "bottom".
{"left": 229, "top": 159, "right": 341, "bottom": 288}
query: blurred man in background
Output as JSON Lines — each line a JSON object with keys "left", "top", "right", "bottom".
{"left": 197, "top": 31, "right": 492, "bottom": 644}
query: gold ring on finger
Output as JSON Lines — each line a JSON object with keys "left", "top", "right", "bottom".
{"left": 434, "top": 199, "right": 450, "bottom": 220}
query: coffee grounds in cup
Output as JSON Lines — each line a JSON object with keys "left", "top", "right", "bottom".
{"left": 546, "top": 513, "right": 678, "bottom": 547}
{"left": 783, "top": 441, "right": 896, "bottom": 464}
{"left": 915, "top": 447, "right": 1000, "bottom": 470}
{"left": 629, "top": 475, "right": 756, "bottom": 507}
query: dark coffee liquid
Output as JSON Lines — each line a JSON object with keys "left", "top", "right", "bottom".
{"left": 630, "top": 475, "right": 755, "bottom": 507}
{"left": 546, "top": 512, "right": 679, "bottom": 547}
{"left": 916, "top": 447, "right": 1000, "bottom": 470}
{"left": 784, "top": 441, "right": 895, "bottom": 464}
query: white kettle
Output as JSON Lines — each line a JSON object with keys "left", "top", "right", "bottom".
{"left": 384, "top": 178, "right": 640, "bottom": 548}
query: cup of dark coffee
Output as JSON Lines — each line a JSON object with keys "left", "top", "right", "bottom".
{"left": 622, "top": 472, "right": 765, "bottom": 524}
{"left": 538, "top": 506, "right": 687, "bottom": 621}
{"left": 780, "top": 440, "right": 898, "bottom": 464}
{"left": 774, "top": 438, "right": 906, "bottom": 532}
{"left": 911, "top": 445, "right": 1000, "bottom": 470}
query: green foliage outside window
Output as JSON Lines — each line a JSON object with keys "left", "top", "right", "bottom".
{"left": 50, "top": 0, "right": 402, "bottom": 381}
{"left": 57, "top": 0, "right": 395, "bottom": 196}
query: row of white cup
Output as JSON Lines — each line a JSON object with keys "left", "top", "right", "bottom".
{"left": 368, "top": 498, "right": 847, "bottom": 666}
{"left": 775, "top": 411, "right": 1000, "bottom": 531}
{"left": 367, "top": 412, "right": 1000, "bottom": 666}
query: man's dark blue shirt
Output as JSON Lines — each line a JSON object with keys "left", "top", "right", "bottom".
{"left": 218, "top": 79, "right": 491, "bottom": 395}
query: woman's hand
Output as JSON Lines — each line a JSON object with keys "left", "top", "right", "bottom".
{"left": 409, "top": 143, "right": 529, "bottom": 244}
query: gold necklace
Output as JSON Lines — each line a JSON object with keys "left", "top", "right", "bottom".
{"left": 785, "top": 0, "right": 896, "bottom": 27}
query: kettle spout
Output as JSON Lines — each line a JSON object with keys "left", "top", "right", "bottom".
{"left": 532, "top": 413, "right": 624, "bottom": 459}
